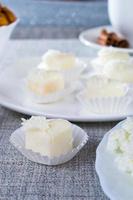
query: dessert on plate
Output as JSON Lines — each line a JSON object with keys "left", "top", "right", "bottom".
{"left": 91, "top": 47, "right": 130, "bottom": 72}
{"left": 91, "top": 48, "right": 133, "bottom": 83}
{"left": 37, "top": 49, "right": 86, "bottom": 80}
{"left": 27, "top": 69, "right": 65, "bottom": 96}
{"left": 77, "top": 75, "right": 132, "bottom": 114}
{"left": 85, "top": 75, "right": 126, "bottom": 98}
{"left": 38, "top": 49, "right": 76, "bottom": 70}
{"left": 103, "top": 59, "right": 133, "bottom": 83}
{"left": 26, "top": 68, "right": 79, "bottom": 103}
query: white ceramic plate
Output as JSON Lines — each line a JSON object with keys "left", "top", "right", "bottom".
{"left": 95, "top": 120, "right": 133, "bottom": 200}
{"left": 0, "top": 57, "right": 132, "bottom": 122}
{"left": 79, "top": 25, "right": 133, "bottom": 53}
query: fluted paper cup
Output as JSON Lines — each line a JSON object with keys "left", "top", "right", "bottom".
{"left": 78, "top": 93, "right": 133, "bottom": 114}
{"left": 26, "top": 81, "right": 81, "bottom": 104}
{"left": 10, "top": 124, "right": 88, "bottom": 165}
{"left": 90, "top": 58, "right": 104, "bottom": 74}
{"left": 77, "top": 76, "right": 133, "bottom": 114}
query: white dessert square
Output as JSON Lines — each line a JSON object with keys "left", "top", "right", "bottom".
{"left": 40, "top": 49, "right": 76, "bottom": 70}
{"left": 27, "top": 69, "right": 65, "bottom": 96}
{"left": 22, "top": 117, "right": 73, "bottom": 158}
{"left": 86, "top": 76, "right": 126, "bottom": 98}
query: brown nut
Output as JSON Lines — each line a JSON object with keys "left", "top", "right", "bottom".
{"left": 0, "top": 12, "right": 9, "bottom": 26}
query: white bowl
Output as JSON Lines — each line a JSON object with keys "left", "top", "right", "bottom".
{"left": 95, "top": 119, "right": 133, "bottom": 200}
{"left": 0, "top": 19, "right": 19, "bottom": 59}
{"left": 108, "top": 0, "right": 133, "bottom": 47}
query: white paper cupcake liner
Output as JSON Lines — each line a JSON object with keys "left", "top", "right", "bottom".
{"left": 10, "top": 124, "right": 88, "bottom": 165}
{"left": 38, "top": 58, "right": 87, "bottom": 81}
{"left": 27, "top": 81, "right": 81, "bottom": 104}
{"left": 77, "top": 76, "right": 133, "bottom": 114}
{"left": 77, "top": 92, "right": 133, "bottom": 114}
{"left": 90, "top": 58, "right": 104, "bottom": 74}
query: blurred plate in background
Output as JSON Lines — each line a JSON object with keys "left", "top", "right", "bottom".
{"left": 79, "top": 25, "right": 133, "bottom": 53}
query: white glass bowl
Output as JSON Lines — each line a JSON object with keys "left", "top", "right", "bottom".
{"left": 0, "top": 19, "right": 19, "bottom": 59}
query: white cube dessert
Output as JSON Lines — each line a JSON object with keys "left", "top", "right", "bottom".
{"left": 38, "top": 49, "right": 76, "bottom": 70}
{"left": 86, "top": 76, "right": 126, "bottom": 98}
{"left": 22, "top": 116, "right": 73, "bottom": 158}
{"left": 91, "top": 47, "right": 130, "bottom": 68}
{"left": 104, "top": 59, "right": 133, "bottom": 83}
{"left": 27, "top": 69, "right": 65, "bottom": 96}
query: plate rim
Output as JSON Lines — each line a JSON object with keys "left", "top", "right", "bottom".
{"left": 0, "top": 96, "right": 129, "bottom": 122}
